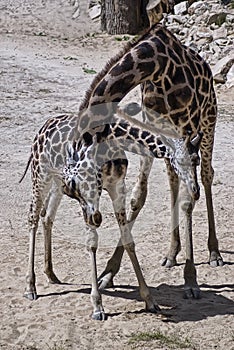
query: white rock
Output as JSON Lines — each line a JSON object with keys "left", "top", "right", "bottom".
{"left": 188, "top": 1, "right": 209, "bottom": 15}
{"left": 213, "top": 26, "right": 228, "bottom": 40}
{"left": 174, "top": 1, "right": 188, "bottom": 15}
{"left": 72, "top": 0, "right": 80, "bottom": 19}
{"left": 88, "top": 4, "right": 101, "bottom": 20}
{"left": 72, "top": 7, "right": 80, "bottom": 19}
{"left": 212, "top": 54, "right": 234, "bottom": 83}
{"left": 167, "top": 14, "right": 186, "bottom": 25}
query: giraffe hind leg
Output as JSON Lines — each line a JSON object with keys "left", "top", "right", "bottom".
{"left": 163, "top": 161, "right": 200, "bottom": 298}
{"left": 98, "top": 158, "right": 127, "bottom": 290}
{"left": 24, "top": 223, "right": 38, "bottom": 300}
{"left": 41, "top": 182, "right": 63, "bottom": 284}
{"left": 24, "top": 191, "right": 43, "bottom": 300}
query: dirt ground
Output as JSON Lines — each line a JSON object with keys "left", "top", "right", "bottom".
{"left": 0, "top": 1, "right": 233, "bottom": 349}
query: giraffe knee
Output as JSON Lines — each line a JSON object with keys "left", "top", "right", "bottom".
{"left": 201, "top": 163, "right": 214, "bottom": 186}
{"left": 40, "top": 207, "right": 46, "bottom": 217}
{"left": 115, "top": 210, "right": 127, "bottom": 226}
{"left": 123, "top": 241, "right": 135, "bottom": 253}
{"left": 42, "top": 216, "right": 53, "bottom": 230}
{"left": 130, "top": 191, "right": 147, "bottom": 211}
{"left": 181, "top": 201, "right": 194, "bottom": 215}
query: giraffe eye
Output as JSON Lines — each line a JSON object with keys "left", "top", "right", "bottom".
{"left": 81, "top": 182, "right": 89, "bottom": 191}
{"left": 176, "top": 157, "right": 191, "bottom": 167}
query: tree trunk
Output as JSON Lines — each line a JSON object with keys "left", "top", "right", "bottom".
{"left": 101, "top": 0, "right": 149, "bottom": 35}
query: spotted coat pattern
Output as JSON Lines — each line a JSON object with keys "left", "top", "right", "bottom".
{"left": 22, "top": 24, "right": 222, "bottom": 320}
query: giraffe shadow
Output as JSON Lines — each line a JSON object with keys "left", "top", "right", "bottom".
{"left": 176, "top": 259, "right": 234, "bottom": 267}
{"left": 102, "top": 283, "right": 234, "bottom": 322}
{"left": 38, "top": 282, "right": 234, "bottom": 322}
{"left": 220, "top": 250, "right": 234, "bottom": 255}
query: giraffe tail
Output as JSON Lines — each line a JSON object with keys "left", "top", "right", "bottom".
{"left": 19, "top": 153, "right": 33, "bottom": 183}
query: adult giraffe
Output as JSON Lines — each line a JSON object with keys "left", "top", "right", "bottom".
{"left": 98, "top": 1, "right": 223, "bottom": 298}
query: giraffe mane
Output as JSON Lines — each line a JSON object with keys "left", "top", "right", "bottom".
{"left": 78, "top": 24, "right": 161, "bottom": 112}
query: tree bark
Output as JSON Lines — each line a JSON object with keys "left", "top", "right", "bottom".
{"left": 101, "top": 0, "right": 149, "bottom": 35}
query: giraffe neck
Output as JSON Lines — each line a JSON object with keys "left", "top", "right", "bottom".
{"left": 93, "top": 120, "right": 168, "bottom": 160}
{"left": 77, "top": 24, "right": 170, "bottom": 134}
{"left": 77, "top": 23, "right": 214, "bottom": 141}
{"left": 32, "top": 112, "right": 168, "bottom": 175}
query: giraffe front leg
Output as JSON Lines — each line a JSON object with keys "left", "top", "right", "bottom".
{"left": 106, "top": 178, "right": 160, "bottom": 313}
{"left": 99, "top": 157, "right": 153, "bottom": 290}
{"left": 162, "top": 159, "right": 181, "bottom": 268}
{"left": 98, "top": 159, "right": 127, "bottom": 290}
{"left": 121, "top": 224, "right": 160, "bottom": 312}
{"left": 86, "top": 227, "right": 107, "bottom": 321}
{"left": 181, "top": 185, "right": 200, "bottom": 299}
{"left": 24, "top": 226, "right": 38, "bottom": 300}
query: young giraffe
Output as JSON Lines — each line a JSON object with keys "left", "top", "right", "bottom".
{"left": 21, "top": 111, "right": 201, "bottom": 320}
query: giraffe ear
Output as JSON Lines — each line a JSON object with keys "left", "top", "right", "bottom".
{"left": 190, "top": 131, "right": 203, "bottom": 148}
{"left": 65, "top": 142, "right": 79, "bottom": 166}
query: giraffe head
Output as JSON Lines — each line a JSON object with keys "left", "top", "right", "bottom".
{"left": 146, "top": 0, "right": 171, "bottom": 26}
{"left": 162, "top": 132, "right": 203, "bottom": 200}
{"left": 62, "top": 139, "right": 102, "bottom": 228}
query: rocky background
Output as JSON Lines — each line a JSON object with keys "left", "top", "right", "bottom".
{"left": 164, "top": 0, "right": 234, "bottom": 87}
{"left": 87, "top": 0, "right": 234, "bottom": 87}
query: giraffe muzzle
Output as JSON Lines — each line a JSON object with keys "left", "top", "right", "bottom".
{"left": 86, "top": 210, "right": 102, "bottom": 228}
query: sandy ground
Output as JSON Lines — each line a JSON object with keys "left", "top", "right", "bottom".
{"left": 0, "top": 1, "right": 233, "bottom": 349}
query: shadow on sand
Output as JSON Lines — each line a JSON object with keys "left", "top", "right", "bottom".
{"left": 38, "top": 281, "right": 234, "bottom": 322}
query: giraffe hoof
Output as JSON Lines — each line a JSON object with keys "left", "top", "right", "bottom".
{"left": 209, "top": 253, "right": 224, "bottom": 267}
{"left": 24, "top": 290, "right": 38, "bottom": 301}
{"left": 144, "top": 295, "right": 161, "bottom": 313}
{"left": 45, "top": 271, "right": 61, "bottom": 284}
{"left": 48, "top": 275, "right": 61, "bottom": 284}
{"left": 92, "top": 311, "right": 107, "bottom": 321}
{"left": 183, "top": 286, "right": 201, "bottom": 299}
{"left": 146, "top": 304, "right": 161, "bottom": 313}
{"left": 161, "top": 257, "right": 176, "bottom": 268}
